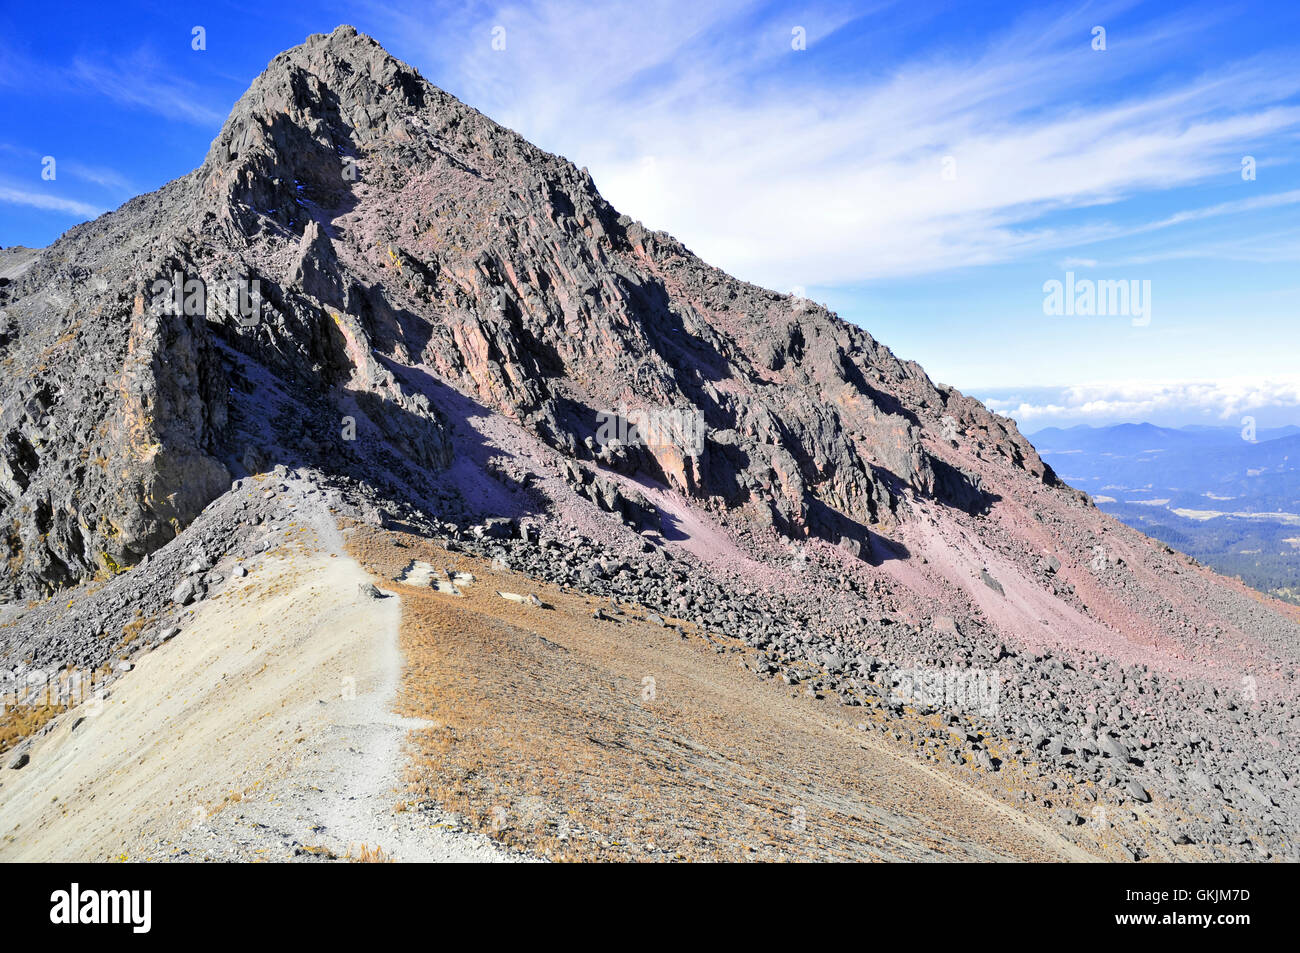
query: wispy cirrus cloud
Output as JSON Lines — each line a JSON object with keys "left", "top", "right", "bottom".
{"left": 60, "top": 159, "right": 136, "bottom": 194}
{"left": 69, "top": 54, "right": 226, "bottom": 126}
{"left": 363, "top": 0, "right": 1300, "bottom": 290}
{"left": 0, "top": 40, "right": 225, "bottom": 126}
{"left": 0, "top": 144, "right": 136, "bottom": 195}
{"left": 0, "top": 184, "right": 103, "bottom": 218}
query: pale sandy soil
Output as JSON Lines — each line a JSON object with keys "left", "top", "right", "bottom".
{"left": 0, "top": 484, "right": 519, "bottom": 862}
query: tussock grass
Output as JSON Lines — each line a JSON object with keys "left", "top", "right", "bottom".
{"left": 0, "top": 703, "right": 64, "bottom": 755}
{"left": 346, "top": 843, "right": 391, "bottom": 863}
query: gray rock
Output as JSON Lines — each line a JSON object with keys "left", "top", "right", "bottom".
{"left": 979, "top": 569, "right": 1005, "bottom": 596}
{"left": 1124, "top": 780, "right": 1151, "bottom": 803}
{"left": 171, "top": 578, "right": 199, "bottom": 606}
{"left": 1099, "top": 734, "right": 1131, "bottom": 763}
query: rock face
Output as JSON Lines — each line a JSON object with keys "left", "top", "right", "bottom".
{"left": 0, "top": 26, "right": 1054, "bottom": 596}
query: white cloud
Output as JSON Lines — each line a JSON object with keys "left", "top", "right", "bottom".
{"left": 365, "top": 0, "right": 1300, "bottom": 290}
{"left": 0, "top": 144, "right": 135, "bottom": 195}
{"left": 0, "top": 40, "right": 225, "bottom": 127}
{"left": 62, "top": 160, "right": 135, "bottom": 194}
{"left": 986, "top": 378, "right": 1300, "bottom": 424}
{"left": 0, "top": 185, "right": 102, "bottom": 218}
{"left": 70, "top": 55, "right": 226, "bottom": 126}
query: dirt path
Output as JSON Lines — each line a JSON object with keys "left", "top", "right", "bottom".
{"left": 0, "top": 481, "right": 519, "bottom": 862}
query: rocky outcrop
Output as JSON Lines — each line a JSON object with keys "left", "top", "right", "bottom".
{"left": 0, "top": 25, "right": 1081, "bottom": 598}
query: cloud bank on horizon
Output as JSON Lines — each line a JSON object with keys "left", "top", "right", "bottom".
{"left": 982, "top": 377, "right": 1300, "bottom": 430}
{"left": 2, "top": 0, "right": 1298, "bottom": 426}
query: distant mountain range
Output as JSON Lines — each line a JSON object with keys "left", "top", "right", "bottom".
{"left": 1031, "top": 423, "right": 1300, "bottom": 603}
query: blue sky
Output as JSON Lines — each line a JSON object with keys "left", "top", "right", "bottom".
{"left": 3, "top": 0, "right": 1299, "bottom": 428}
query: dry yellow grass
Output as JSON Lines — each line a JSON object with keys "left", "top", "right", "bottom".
{"left": 117, "top": 611, "right": 152, "bottom": 647}
{"left": 347, "top": 844, "right": 391, "bottom": 863}
{"left": 0, "top": 703, "right": 64, "bottom": 755}
{"left": 345, "top": 523, "right": 1090, "bottom": 862}
{"left": 0, "top": 664, "right": 112, "bottom": 755}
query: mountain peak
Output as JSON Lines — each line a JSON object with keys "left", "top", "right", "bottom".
{"left": 200, "top": 26, "right": 424, "bottom": 209}
{"left": 0, "top": 24, "right": 1066, "bottom": 601}
{"left": 198, "top": 26, "right": 577, "bottom": 240}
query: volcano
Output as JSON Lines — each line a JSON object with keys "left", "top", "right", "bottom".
{"left": 1, "top": 26, "right": 1296, "bottom": 862}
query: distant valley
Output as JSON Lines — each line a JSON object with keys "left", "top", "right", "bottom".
{"left": 1032, "top": 423, "right": 1300, "bottom": 604}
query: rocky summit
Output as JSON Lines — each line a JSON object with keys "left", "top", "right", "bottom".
{"left": 1, "top": 27, "right": 1297, "bottom": 863}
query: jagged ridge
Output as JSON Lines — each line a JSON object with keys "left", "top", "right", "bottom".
{"left": 0, "top": 25, "right": 1056, "bottom": 596}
